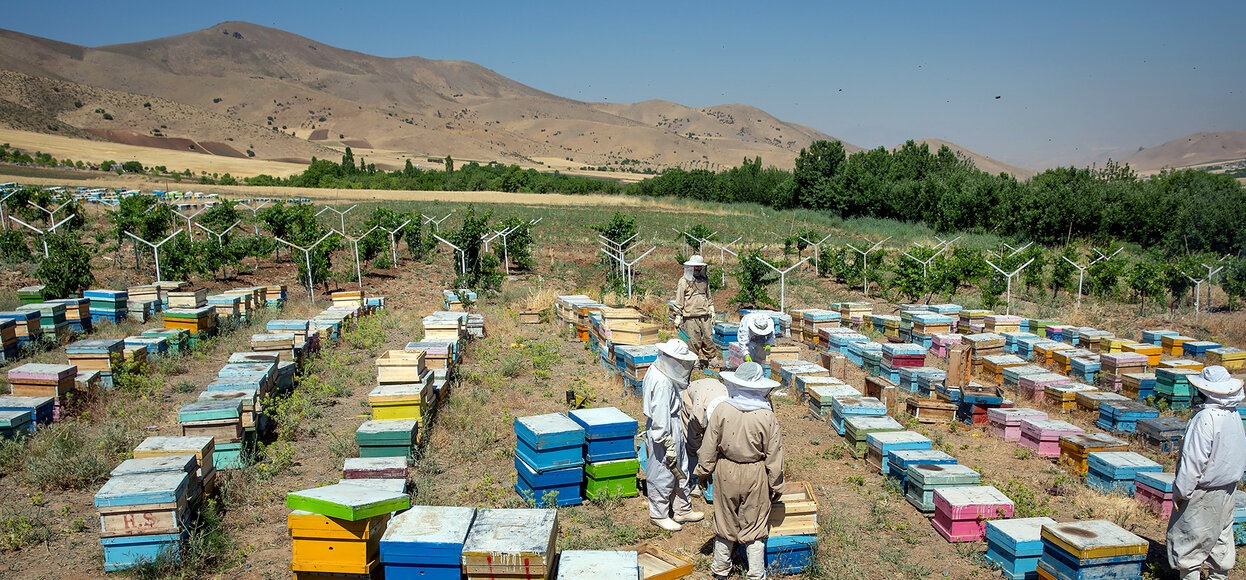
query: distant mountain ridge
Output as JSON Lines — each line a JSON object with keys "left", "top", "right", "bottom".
{"left": 0, "top": 21, "right": 1032, "bottom": 177}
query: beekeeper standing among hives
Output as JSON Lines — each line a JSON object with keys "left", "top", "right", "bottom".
{"left": 643, "top": 339, "right": 705, "bottom": 532}
{"left": 736, "top": 311, "right": 776, "bottom": 365}
{"left": 695, "top": 361, "right": 785, "bottom": 580}
{"left": 1166, "top": 366, "right": 1246, "bottom": 580}
{"left": 680, "top": 377, "right": 728, "bottom": 499}
{"left": 673, "top": 254, "right": 719, "bottom": 369}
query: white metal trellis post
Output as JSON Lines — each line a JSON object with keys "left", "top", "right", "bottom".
{"left": 422, "top": 212, "right": 453, "bottom": 233}
{"left": 239, "top": 201, "right": 269, "bottom": 234}
{"left": 1203, "top": 262, "right": 1225, "bottom": 313}
{"left": 319, "top": 204, "right": 357, "bottom": 234}
{"left": 494, "top": 225, "right": 520, "bottom": 275}
{"left": 704, "top": 237, "right": 742, "bottom": 287}
{"left": 172, "top": 206, "right": 207, "bottom": 239}
{"left": 12, "top": 214, "right": 77, "bottom": 258}
{"left": 903, "top": 244, "right": 950, "bottom": 279}
{"left": 275, "top": 232, "right": 336, "bottom": 302}
{"left": 799, "top": 234, "right": 833, "bottom": 272}
{"left": 124, "top": 229, "right": 182, "bottom": 282}
{"left": 753, "top": 255, "right": 810, "bottom": 313}
{"left": 623, "top": 247, "right": 657, "bottom": 297}
{"left": 378, "top": 220, "right": 412, "bottom": 266}
{"left": 195, "top": 220, "right": 242, "bottom": 279}
{"left": 28, "top": 201, "right": 69, "bottom": 224}
{"left": 335, "top": 226, "right": 381, "bottom": 288}
{"left": 431, "top": 233, "right": 467, "bottom": 275}
{"left": 984, "top": 257, "right": 1036, "bottom": 316}
{"left": 845, "top": 238, "right": 890, "bottom": 297}
{"left": 0, "top": 191, "right": 15, "bottom": 231}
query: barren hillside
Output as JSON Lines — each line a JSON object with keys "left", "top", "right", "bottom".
{"left": 1123, "top": 130, "right": 1246, "bottom": 172}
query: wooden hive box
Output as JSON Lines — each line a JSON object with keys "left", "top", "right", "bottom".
{"left": 132, "top": 435, "right": 217, "bottom": 490}
{"left": 379, "top": 505, "right": 476, "bottom": 578}
{"left": 637, "top": 544, "right": 694, "bottom": 580}
{"left": 932, "top": 485, "right": 1014, "bottom": 543}
{"left": 167, "top": 288, "right": 208, "bottom": 309}
{"left": 288, "top": 510, "right": 390, "bottom": 575}
{"left": 286, "top": 483, "right": 410, "bottom": 521}
{"left": 1037, "top": 520, "right": 1147, "bottom": 580}
{"left": 343, "top": 457, "right": 408, "bottom": 480}
{"left": 905, "top": 397, "right": 958, "bottom": 423}
{"left": 368, "top": 382, "right": 433, "bottom": 421}
{"left": 376, "top": 350, "right": 427, "bottom": 384}
{"left": 94, "top": 471, "right": 190, "bottom": 538}
{"left": 7, "top": 363, "right": 77, "bottom": 398}
{"left": 178, "top": 399, "right": 243, "bottom": 444}
{"left": 1058, "top": 433, "right": 1129, "bottom": 475}
{"left": 461, "top": 508, "right": 558, "bottom": 579}
{"left": 356, "top": 419, "right": 419, "bottom": 459}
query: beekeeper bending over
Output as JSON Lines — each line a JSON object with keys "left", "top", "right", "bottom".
{"left": 736, "top": 312, "right": 775, "bottom": 364}
{"left": 1167, "top": 366, "right": 1246, "bottom": 580}
{"left": 673, "top": 254, "right": 718, "bottom": 369}
{"left": 695, "top": 361, "right": 785, "bottom": 580}
{"left": 643, "top": 339, "right": 705, "bottom": 532}
{"left": 680, "top": 377, "right": 728, "bottom": 499}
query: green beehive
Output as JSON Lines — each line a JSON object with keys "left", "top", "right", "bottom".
{"left": 584, "top": 457, "right": 639, "bottom": 499}
{"left": 355, "top": 419, "right": 418, "bottom": 459}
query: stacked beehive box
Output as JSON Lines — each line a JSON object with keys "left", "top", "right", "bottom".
{"left": 206, "top": 294, "right": 242, "bottom": 325}
{"left": 569, "top": 407, "right": 639, "bottom": 500}
{"left": 250, "top": 332, "right": 295, "bottom": 361}
{"left": 984, "top": 315, "right": 1022, "bottom": 334}
{"left": 0, "top": 408, "right": 31, "bottom": 438}
{"left": 356, "top": 419, "right": 419, "bottom": 460}
{"left": 806, "top": 382, "right": 861, "bottom": 420}
{"left": 0, "top": 317, "right": 18, "bottom": 361}
{"left": 800, "top": 309, "right": 840, "bottom": 346}
{"left": 958, "top": 309, "right": 991, "bottom": 333}
{"left": 371, "top": 350, "right": 432, "bottom": 422}
{"left": 984, "top": 517, "right": 1057, "bottom": 580}
{"left": 1085, "top": 451, "right": 1162, "bottom": 494}
{"left": 835, "top": 302, "right": 873, "bottom": 329}
{"left": 1134, "top": 472, "right": 1175, "bottom": 519}
{"left": 16, "top": 285, "right": 44, "bottom": 305}
{"left": 866, "top": 430, "right": 931, "bottom": 475}
{"left": 830, "top": 396, "right": 886, "bottom": 436}
{"left": 930, "top": 333, "right": 962, "bottom": 359}
{"left": 1161, "top": 334, "right": 1193, "bottom": 357}
{"left": 902, "top": 454, "right": 976, "bottom": 508}
{"left": 981, "top": 354, "right": 1026, "bottom": 384}
{"left": 132, "top": 436, "right": 217, "bottom": 499}
{"left": 286, "top": 483, "right": 410, "bottom": 579}
{"left": 513, "top": 413, "right": 585, "bottom": 506}
{"left": 1155, "top": 367, "right": 1198, "bottom": 409}
{"left": 880, "top": 343, "right": 926, "bottom": 383}
{"left": 764, "top": 481, "right": 819, "bottom": 574}
{"left": 962, "top": 333, "right": 1005, "bottom": 374}
{"left": 8, "top": 363, "right": 77, "bottom": 420}
{"left": 889, "top": 449, "right": 957, "bottom": 488}
{"left": 1036, "top": 520, "right": 1147, "bottom": 579}
{"left": 956, "top": 382, "right": 1008, "bottom": 426}
{"left": 1045, "top": 382, "right": 1097, "bottom": 412}
{"left": 461, "top": 508, "right": 558, "bottom": 580}
{"left": 177, "top": 399, "right": 244, "bottom": 470}
{"left": 1002, "top": 364, "right": 1047, "bottom": 388}
{"left": 1069, "top": 355, "right": 1101, "bottom": 383}
{"left": 0, "top": 395, "right": 54, "bottom": 432}
{"left": 1057, "top": 433, "right": 1128, "bottom": 475}
{"left": 1019, "top": 419, "right": 1083, "bottom": 458}
{"left": 1014, "top": 336, "right": 1053, "bottom": 362}
{"left": 94, "top": 464, "right": 196, "bottom": 571}
{"left": 1137, "top": 416, "right": 1186, "bottom": 452}
{"left": 52, "top": 297, "right": 92, "bottom": 334}
{"left": 264, "top": 284, "right": 286, "bottom": 310}
{"left": 1207, "top": 346, "right": 1246, "bottom": 370}
{"left": 988, "top": 408, "right": 1048, "bottom": 442}
{"left": 1121, "top": 372, "right": 1156, "bottom": 401}
{"left": 843, "top": 416, "right": 902, "bottom": 456}
{"left": 163, "top": 306, "right": 217, "bottom": 345}
{"left": 380, "top": 505, "right": 476, "bottom": 579}
{"left": 1096, "top": 400, "right": 1158, "bottom": 434}
{"left": 1182, "top": 340, "right": 1221, "bottom": 360}
{"left": 66, "top": 338, "right": 124, "bottom": 389}
{"left": 931, "top": 486, "right": 1013, "bottom": 543}
{"left": 86, "top": 289, "right": 128, "bottom": 325}
{"left": 19, "top": 301, "right": 69, "bottom": 340}
{"left": 615, "top": 345, "right": 657, "bottom": 393}
{"left": 1001, "top": 331, "right": 1037, "bottom": 355}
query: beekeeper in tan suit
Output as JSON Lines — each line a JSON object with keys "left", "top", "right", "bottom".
{"left": 1167, "top": 366, "right": 1246, "bottom": 580}
{"left": 680, "top": 377, "right": 728, "bottom": 499}
{"left": 694, "top": 361, "right": 785, "bottom": 580}
{"left": 673, "top": 254, "right": 718, "bottom": 369}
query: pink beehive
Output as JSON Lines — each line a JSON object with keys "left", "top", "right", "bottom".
{"left": 1019, "top": 419, "right": 1083, "bottom": 458}
{"left": 1134, "top": 472, "right": 1175, "bottom": 520}
{"left": 1018, "top": 373, "right": 1070, "bottom": 400}
{"left": 987, "top": 408, "right": 1049, "bottom": 442}
{"left": 932, "top": 485, "right": 1014, "bottom": 542}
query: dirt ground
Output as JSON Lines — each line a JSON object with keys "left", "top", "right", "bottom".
{"left": 0, "top": 199, "right": 1241, "bottom": 579}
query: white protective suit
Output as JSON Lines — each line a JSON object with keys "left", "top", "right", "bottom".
{"left": 1166, "top": 387, "right": 1246, "bottom": 580}
{"left": 735, "top": 312, "right": 776, "bottom": 364}
{"left": 643, "top": 349, "right": 697, "bottom": 520}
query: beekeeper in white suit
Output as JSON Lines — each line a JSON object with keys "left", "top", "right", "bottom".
{"left": 1167, "top": 365, "right": 1246, "bottom": 580}
{"left": 643, "top": 339, "right": 705, "bottom": 531}
{"left": 736, "top": 312, "right": 775, "bottom": 364}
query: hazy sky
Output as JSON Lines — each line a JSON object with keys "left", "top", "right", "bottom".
{"left": 7, "top": 1, "right": 1246, "bottom": 168}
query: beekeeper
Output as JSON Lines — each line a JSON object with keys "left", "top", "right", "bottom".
{"left": 680, "top": 377, "right": 728, "bottom": 498}
{"left": 736, "top": 312, "right": 775, "bottom": 364}
{"left": 673, "top": 254, "right": 718, "bottom": 369}
{"left": 1166, "top": 365, "right": 1246, "bottom": 580}
{"left": 642, "top": 339, "right": 704, "bottom": 532}
{"left": 694, "top": 361, "right": 785, "bottom": 580}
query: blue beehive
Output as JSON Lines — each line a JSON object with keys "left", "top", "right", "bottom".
{"left": 1085, "top": 451, "right": 1162, "bottom": 495}
{"left": 0, "top": 410, "right": 32, "bottom": 439}
{"left": 1137, "top": 417, "right": 1186, "bottom": 452}
{"left": 99, "top": 533, "right": 185, "bottom": 572}
{"left": 0, "top": 395, "right": 54, "bottom": 430}
{"left": 514, "top": 413, "right": 585, "bottom": 472}
{"left": 1037, "top": 520, "right": 1147, "bottom": 580}
{"left": 514, "top": 456, "right": 582, "bottom": 506}
{"left": 380, "top": 505, "right": 476, "bottom": 580}
{"left": 567, "top": 407, "right": 637, "bottom": 462}
{"left": 1069, "top": 356, "right": 1100, "bottom": 384}
{"left": 1182, "top": 340, "right": 1221, "bottom": 359}
{"left": 1095, "top": 401, "right": 1158, "bottom": 434}
{"left": 762, "top": 535, "right": 817, "bottom": 574}
{"left": 829, "top": 396, "right": 886, "bottom": 436}
{"left": 888, "top": 449, "right": 957, "bottom": 487}
{"left": 985, "top": 517, "right": 1057, "bottom": 580}
{"left": 866, "top": 431, "right": 931, "bottom": 475}
{"left": 1142, "top": 329, "right": 1177, "bottom": 346}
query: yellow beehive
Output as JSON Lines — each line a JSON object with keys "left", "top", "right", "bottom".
{"left": 1100, "top": 337, "right": 1137, "bottom": 353}
{"left": 1033, "top": 342, "right": 1073, "bottom": 366}
{"left": 289, "top": 511, "right": 389, "bottom": 575}
{"left": 1161, "top": 335, "right": 1192, "bottom": 357}
{"left": 1122, "top": 343, "right": 1162, "bottom": 367}
{"left": 368, "top": 383, "right": 431, "bottom": 421}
